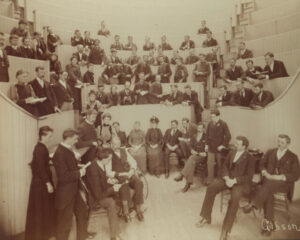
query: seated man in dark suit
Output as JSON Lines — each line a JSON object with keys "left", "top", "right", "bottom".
{"left": 135, "top": 56, "right": 153, "bottom": 83}
{"left": 143, "top": 36, "right": 155, "bottom": 51}
{"left": 243, "top": 134, "right": 300, "bottom": 237}
{"left": 54, "top": 71, "right": 74, "bottom": 111}
{"left": 109, "top": 48, "right": 122, "bottom": 65}
{"left": 158, "top": 35, "right": 173, "bottom": 51}
{"left": 232, "top": 79, "right": 253, "bottom": 107}
{"left": 244, "top": 59, "right": 264, "bottom": 83}
{"left": 32, "top": 31, "right": 47, "bottom": 60}
{"left": 83, "top": 63, "right": 95, "bottom": 85}
{"left": 89, "top": 39, "right": 106, "bottom": 65}
{"left": 101, "top": 60, "right": 119, "bottom": 85}
{"left": 237, "top": 42, "right": 253, "bottom": 59}
{"left": 119, "top": 59, "right": 134, "bottom": 85}
{"left": 157, "top": 56, "right": 172, "bottom": 83}
{"left": 185, "top": 49, "right": 199, "bottom": 65}
{"left": 97, "top": 84, "right": 110, "bottom": 105}
{"left": 29, "top": 66, "right": 60, "bottom": 116}
{"left": 175, "top": 123, "right": 207, "bottom": 192}
{"left": 0, "top": 32, "right": 10, "bottom": 82}
{"left": 250, "top": 83, "right": 274, "bottom": 108}
{"left": 174, "top": 57, "right": 188, "bottom": 83}
{"left": 119, "top": 81, "right": 135, "bottom": 105}
{"left": 10, "top": 19, "right": 29, "bottom": 38}
{"left": 170, "top": 50, "right": 183, "bottom": 65}
{"left": 263, "top": 52, "right": 289, "bottom": 80}
{"left": 126, "top": 49, "right": 140, "bottom": 67}
{"left": 123, "top": 36, "right": 137, "bottom": 51}
{"left": 198, "top": 20, "right": 210, "bottom": 34}
{"left": 216, "top": 85, "right": 233, "bottom": 107}
{"left": 196, "top": 136, "right": 255, "bottom": 240}
{"left": 112, "top": 122, "right": 127, "bottom": 147}
{"left": 73, "top": 45, "right": 88, "bottom": 66}
{"left": 83, "top": 31, "right": 94, "bottom": 49}
{"left": 163, "top": 120, "right": 183, "bottom": 178}
{"left": 71, "top": 29, "right": 84, "bottom": 47}
{"left": 134, "top": 72, "right": 150, "bottom": 104}
{"left": 156, "top": 48, "right": 170, "bottom": 64}
{"left": 5, "top": 34, "right": 22, "bottom": 57}
{"left": 225, "top": 58, "right": 244, "bottom": 82}
{"left": 52, "top": 129, "right": 89, "bottom": 240}
{"left": 202, "top": 30, "right": 218, "bottom": 48}
{"left": 179, "top": 35, "right": 195, "bottom": 51}
{"left": 86, "top": 148, "right": 123, "bottom": 240}
{"left": 164, "top": 84, "right": 183, "bottom": 106}
{"left": 182, "top": 84, "right": 203, "bottom": 123}
{"left": 20, "top": 36, "right": 36, "bottom": 59}
{"left": 76, "top": 109, "right": 99, "bottom": 164}
{"left": 110, "top": 35, "right": 123, "bottom": 50}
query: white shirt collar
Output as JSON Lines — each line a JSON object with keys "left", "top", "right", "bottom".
{"left": 59, "top": 79, "right": 67, "bottom": 88}
{"left": 60, "top": 142, "right": 72, "bottom": 150}
{"left": 269, "top": 61, "right": 274, "bottom": 71}
{"left": 277, "top": 148, "right": 288, "bottom": 160}
{"left": 36, "top": 77, "right": 44, "bottom": 88}
{"left": 233, "top": 150, "right": 245, "bottom": 163}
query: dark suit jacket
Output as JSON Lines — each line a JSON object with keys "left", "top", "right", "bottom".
{"left": 206, "top": 119, "right": 231, "bottom": 153}
{"left": 165, "top": 91, "right": 183, "bottom": 105}
{"left": 86, "top": 161, "right": 115, "bottom": 206}
{"left": 182, "top": 91, "right": 203, "bottom": 111}
{"left": 238, "top": 49, "right": 253, "bottom": 59}
{"left": 226, "top": 66, "right": 244, "bottom": 80}
{"left": 202, "top": 38, "right": 218, "bottom": 48}
{"left": 250, "top": 90, "right": 274, "bottom": 107}
{"left": 71, "top": 37, "right": 84, "bottom": 47}
{"left": 233, "top": 88, "right": 253, "bottom": 107}
{"left": 216, "top": 91, "right": 233, "bottom": 106}
{"left": 83, "top": 71, "right": 95, "bottom": 84}
{"left": 35, "top": 38, "right": 47, "bottom": 60}
{"left": 97, "top": 92, "right": 110, "bottom": 104}
{"left": 190, "top": 133, "right": 206, "bottom": 153}
{"left": 0, "top": 49, "right": 9, "bottom": 82}
{"left": 185, "top": 55, "right": 199, "bottom": 65}
{"left": 29, "top": 79, "right": 58, "bottom": 116}
{"left": 119, "top": 89, "right": 135, "bottom": 105}
{"left": 76, "top": 121, "right": 98, "bottom": 148}
{"left": 222, "top": 150, "right": 255, "bottom": 185}
{"left": 89, "top": 47, "right": 105, "bottom": 65}
{"left": 4, "top": 45, "right": 22, "bottom": 57}
{"left": 179, "top": 40, "right": 195, "bottom": 50}
{"left": 159, "top": 42, "right": 173, "bottom": 51}
{"left": 20, "top": 46, "right": 36, "bottom": 59}
{"left": 259, "top": 148, "right": 300, "bottom": 201}
{"left": 245, "top": 66, "right": 263, "bottom": 79}
{"left": 54, "top": 81, "right": 74, "bottom": 108}
{"left": 73, "top": 52, "right": 88, "bottom": 63}
{"left": 164, "top": 128, "right": 182, "bottom": 147}
{"left": 264, "top": 60, "right": 289, "bottom": 79}
{"left": 117, "top": 131, "right": 127, "bottom": 147}
{"left": 53, "top": 144, "right": 81, "bottom": 210}
{"left": 174, "top": 64, "right": 188, "bottom": 82}
{"left": 47, "top": 34, "right": 60, "bottom": 53}
{"left": 157, "top": 63, "right": 172, "bottom": 83}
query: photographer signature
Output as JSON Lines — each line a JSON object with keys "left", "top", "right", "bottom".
{"left": 261, "top": 219, "right": 300, "bottom": 232}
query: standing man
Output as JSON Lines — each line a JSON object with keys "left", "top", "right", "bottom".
{"left": 182, "top": 84, "right": 203, "bottom": 123}
{"left": 243, "top": 134, "right": 300, "bottom": 237}
{"left": 0, "top": 32, "right": 9, "bottom": 82}
{"left": 163, "top": 120, "right": 183, "bottom": 178}
{"left": 29, "top": 66, "right": 60, "bottom": 116}
{"left": 196, "top": 136, "right": 255, "bottom": 240}
{"left": 76, "top": 109, "right": 99, "bottom": 164}
{"left": 205, "top": 109, "right": 231, "bottom": 184}
{"left": 54, "top": 71, "right": 74, "bottom": 111}
{"left": 52, "top": 129, "right": 89, "bottom": 240}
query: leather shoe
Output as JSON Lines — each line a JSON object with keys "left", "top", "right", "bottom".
{"left": 174, "top": 174, "right": 183, "bottom": 182}
{"left": 195, "top": 218, "right": 210, "bottom": 228}
{"left": 124, "top": 214, "right": 131, "bottom": 223}
{"left": 182, "top": 183, "right": 191, "bottom": 193}
{"left": 242, "top": 203, "right": 253, "bottom": 214}
{"left": 219, "top": 230, "right": 229, "bottom": 240}
{"left": 136, "top": 212, "right": 144, "bottom": 222}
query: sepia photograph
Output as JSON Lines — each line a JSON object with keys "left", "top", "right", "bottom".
{"left": 0, "top": 0, "right": 300, "bottom": 239}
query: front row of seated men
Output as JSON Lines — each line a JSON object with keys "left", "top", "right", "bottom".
{"left": 194, "top": 134, "right": 299, "bottom": 240}
{"left": 216, "top": 81, "right": 274, "bottom": 108}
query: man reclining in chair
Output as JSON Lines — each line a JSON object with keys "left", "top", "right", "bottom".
{"left": 110, "top": 137, "right": 145, "bottom": 222}
{"left": 243, "top": 134, "right": 300, "bottom": 237}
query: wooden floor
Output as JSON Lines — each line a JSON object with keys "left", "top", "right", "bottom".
{"left": 73, "top": 169, "right": 300, "bottom": 240}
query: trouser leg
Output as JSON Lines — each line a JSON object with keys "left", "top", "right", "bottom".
{"left": 99, "top": 198, "right": 120, "bottom": 238}
{"left": 181, "top": 155, "right": 200, "bottom": 184}
{"left": 200, "top": 180, "right": 227, "bottom": 221}
{"left": 56, "top": 200, "right": 75, "bottom": 240}
{"left": 74, "top": 192, "right": 89, "bottom": 240}
{"left": 129, "top": 176, "right": 144, "bottom": 206}
{"left": 207, "top": 152, "right": 216, "bottom": 184}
